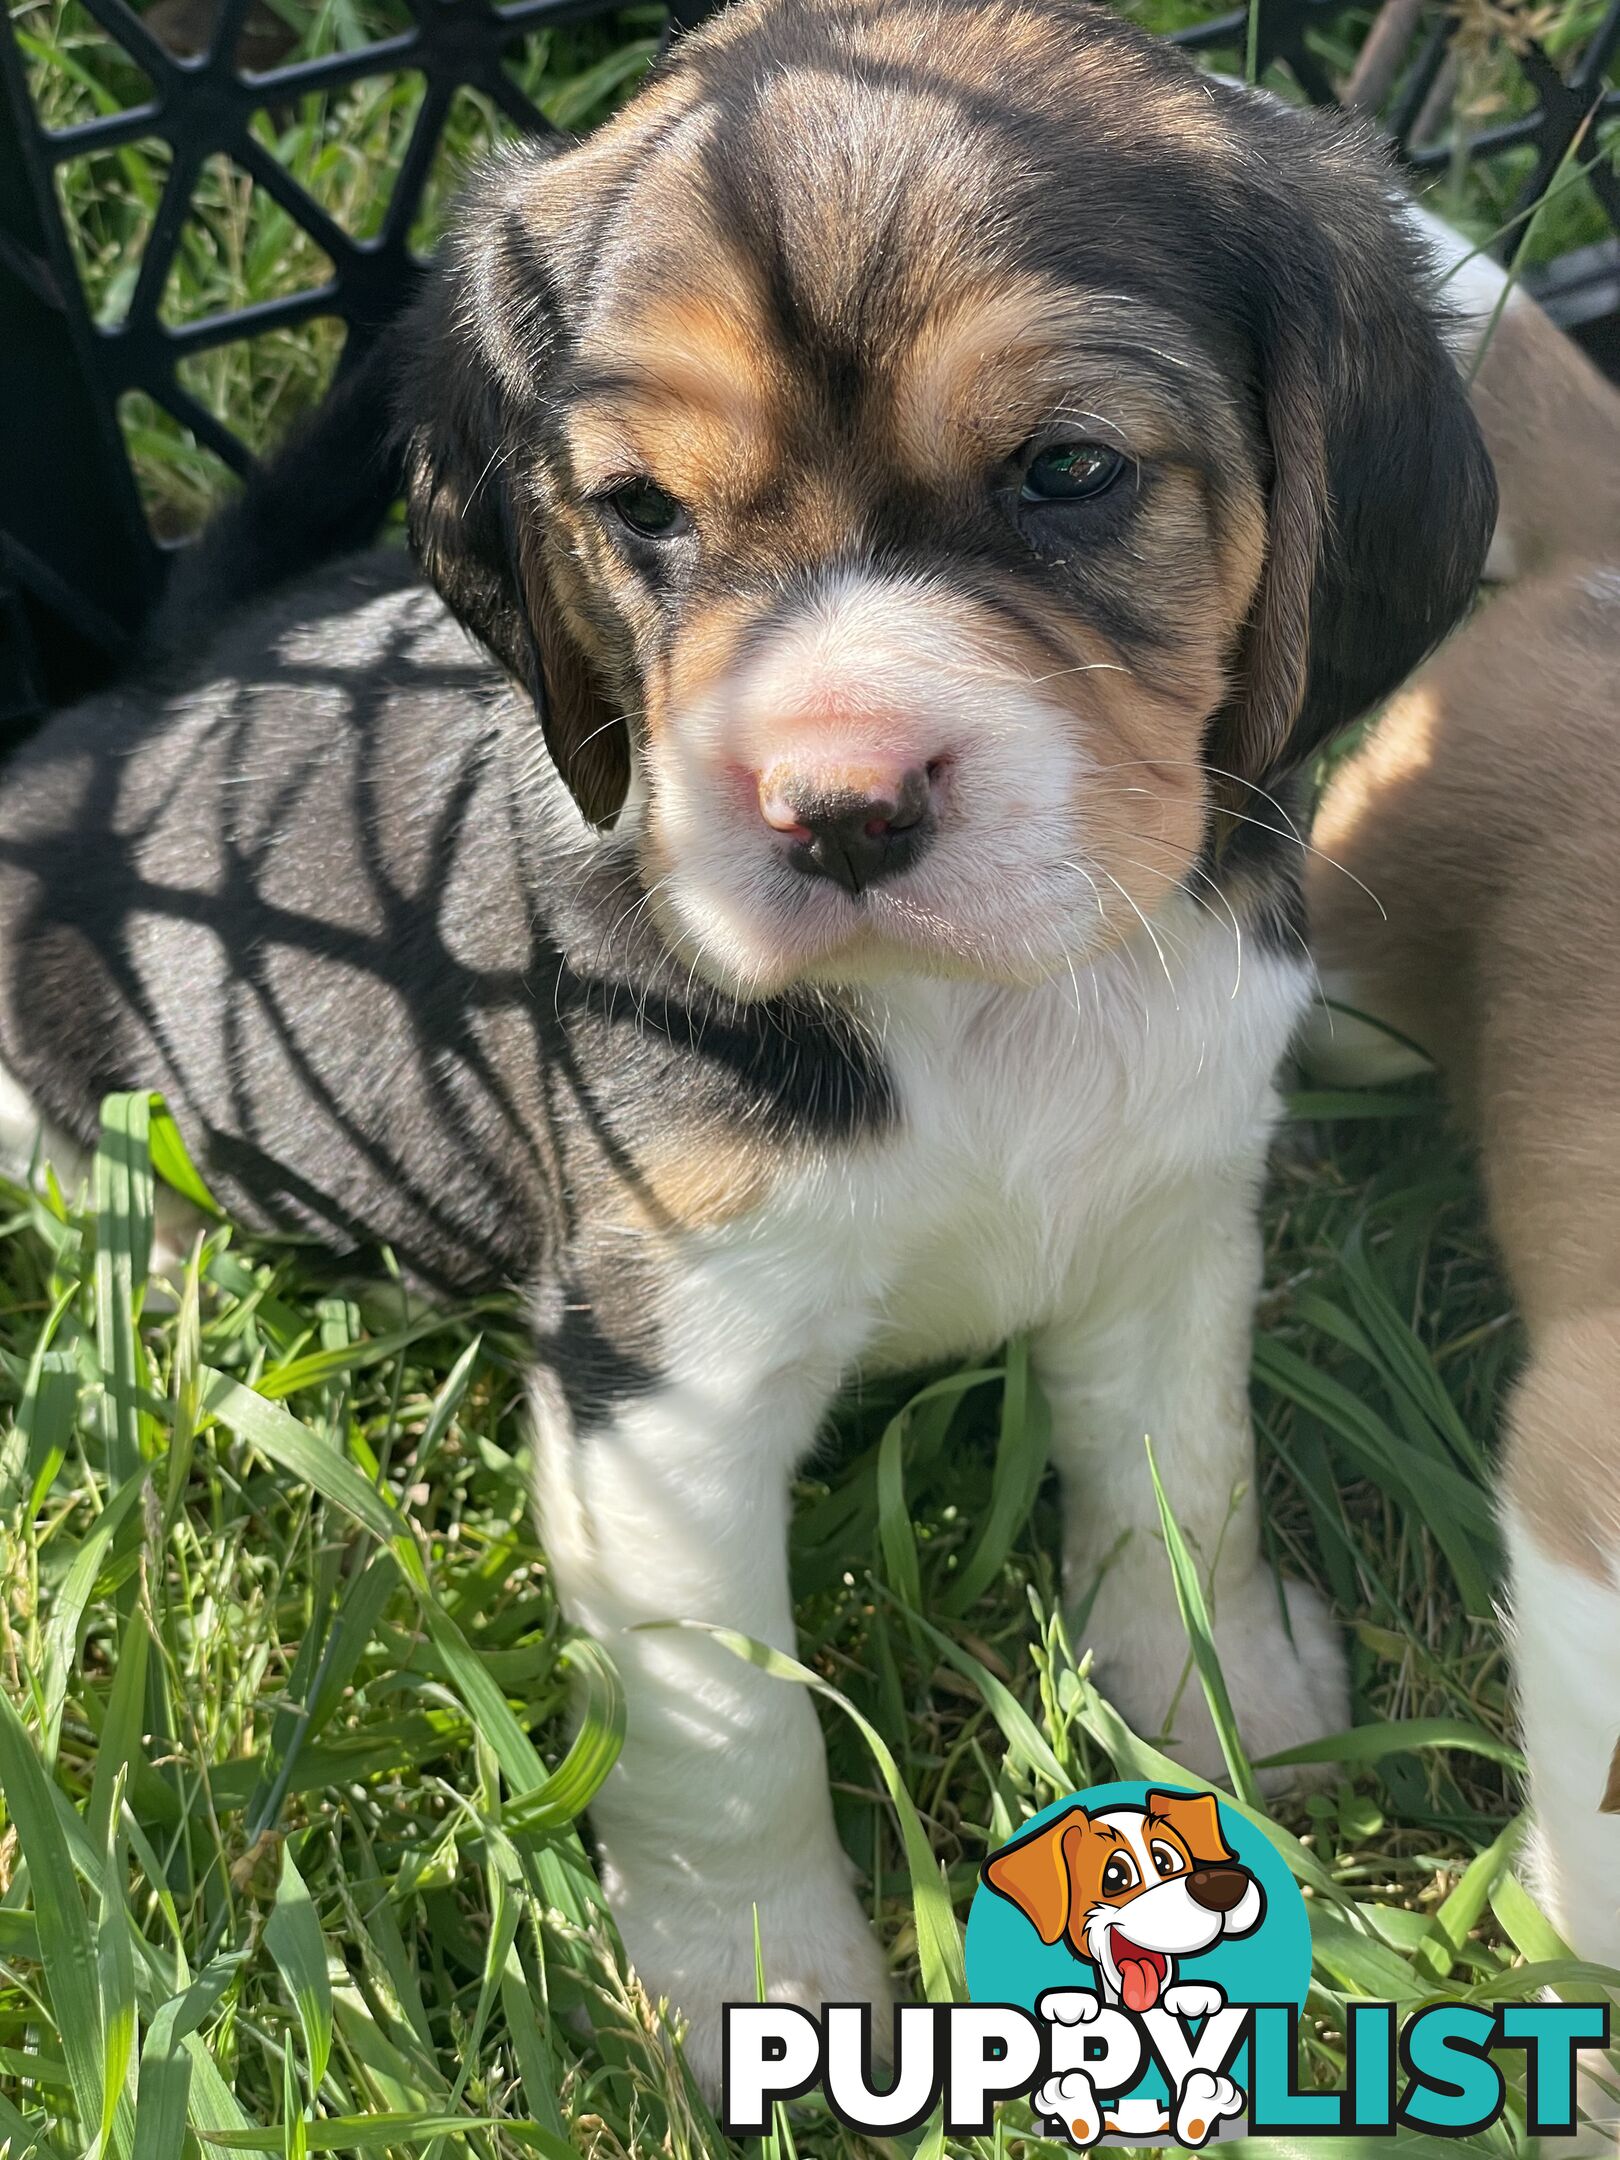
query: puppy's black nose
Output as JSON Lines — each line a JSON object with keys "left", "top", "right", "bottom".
{"left": 1186, "top": 1867, "right": 1250, "bottom": 1913}
{"left": 762, "top": 766, "right": 935, "bottom": 896}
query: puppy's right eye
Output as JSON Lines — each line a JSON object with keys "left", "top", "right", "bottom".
{"left": 605, "top": 478, "right": 691, "bottom": 540}
{"left": 1020, "top": 439, "right": 1125, "bottom": 504}
{"left": 1101, "top": 1855, "right": 1137, "bottom": 1896}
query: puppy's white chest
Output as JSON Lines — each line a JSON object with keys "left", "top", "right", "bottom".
{"left": 865, "top": 928, "right": 1309, "bottom": 1358}
{"left": 661, "top": 921, "right": 1306, "bottom": 1390}
{"left": 861, "top": 985, "right": 1112, "bottom": 1361}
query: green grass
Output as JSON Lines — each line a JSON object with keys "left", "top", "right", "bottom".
{"left": 5, "top": 0, "right": 1620, "bottom": 2151}
{"left": 1, "top": 1071, "right": 1615, "bottom": 2156}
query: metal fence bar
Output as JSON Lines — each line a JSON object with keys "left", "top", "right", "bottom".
{"left": 3, "top": 0, "right": 1618, "bottom": 733}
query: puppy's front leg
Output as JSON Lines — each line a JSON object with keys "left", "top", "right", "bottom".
{"left": 1036, "top": 1168, "right": 1348, "bottom": 1783}
{"left": 530, "top": 1357, "right": 890, "bottom": 2093}
{"left": 1501, "top": 1329, "right": 1620, "bottom": 2154}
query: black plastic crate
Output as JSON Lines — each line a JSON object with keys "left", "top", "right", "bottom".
{"left": 3, "top": 0, "right": 1618, "bottom": 729}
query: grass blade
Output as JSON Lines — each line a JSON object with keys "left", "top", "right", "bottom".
{"left": 1145, "top": 1437, "right": 1262, "bottom": 1809}
{"left": 95, "top": 1780, "right": 137, "bottom": 2160}
{"left": 40, "top": 1472, "right": 148, "bottom": 1764}
{"left": 263, "top": 1846, "right": 334, "bottom": 2107}
{"left": 941, "top": 1336, "right": 1051, "bottom": 1616}
{"left": 93, "top": 1093, "right": 153, "bottom": 1483}
{"left": 0, "top": 1691, "right": 105, "bottom": 2135}
{"left": 666, "top": 1620, "right": 965, "bottom": 2005}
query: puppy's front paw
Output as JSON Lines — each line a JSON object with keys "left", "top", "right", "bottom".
{"left": 1175, "top": 2067, "right": 1245, "bottom": 2146}
{"left": 1163, "top": 1981, "right": 1225, "bottom": 2020}
{"left": 606, "top": 1855, "right": 892, "bottom": 2100}
{"left": 1083, "top": 1569, "right": 1349, "bottom": 1793}
{"left": 1039, "top": 1988, "right": 1103, "bottom": 2026}
{"left": 1035, "top": 2069, "right": 1103, "bottom": 2149}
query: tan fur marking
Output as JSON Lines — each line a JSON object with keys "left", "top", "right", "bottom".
{"left": 616, "top": 1132, "right": 776, "bottom": 1234}
{"left": 1503, "top": 1314, "right": 1620, "bottom": 1581}
{"left": 602, "top": 291, "right": 778, "bottom": 423}
{"left": 893, "top": 279, "right": 1082, "bottom": 478}
{"left": 568, "top": 400, "right": 773, "bottom": 514}
{"left": 891, "top": 280, "right": 1235, "bottom": 485}
{"left": 652, "top": 594, "right": 767, "bottom": 734}
{"left": 1472, "top": 297, "right": 1620, "bottom": 578}
{"left": 1310, "top": 566, "right": 1620, "bottom": 1584}
{"left": 567, "top": 290, "right": 782, "bottom": 506}
{"left": 1214, "top": 489, "right": 1268, "bottom": 621}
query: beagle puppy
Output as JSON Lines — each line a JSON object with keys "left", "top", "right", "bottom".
{"left": 0, "top": 0, "right": 1495, "bottom": 2085}
{"left": 1309, "top": 554, "right": 1620, "bottom": 2034}
{"left": 1306, "top": 227, "right": 1620, "bottom": 2024}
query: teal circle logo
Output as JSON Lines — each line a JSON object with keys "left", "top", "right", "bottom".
{"left": 965, "top": 1782, "right": 1310, "bottom": 2146}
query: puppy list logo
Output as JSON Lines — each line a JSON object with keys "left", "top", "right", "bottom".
{"left": 970, "top": 1780, "right": 1304, "bottom": 2146}
{"left": 722, "top": 1779, "right": 1609, "bottom": 2145}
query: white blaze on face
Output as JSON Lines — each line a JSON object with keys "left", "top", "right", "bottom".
{"left": 1079, "top": 1809, "right": 1229, "bottom": 2013}
{"left": 644, "top": 568, "right": 1111, "bottom": 996}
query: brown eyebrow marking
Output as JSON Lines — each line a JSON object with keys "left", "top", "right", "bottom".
{"left": 893, "top": 276, "right": 1229, "bottom": 483}
{"left": 572, "top": 289, "right": 781, "bottom": 420}
{"left": 562, "top": 280, "right": 788, "bottom": 503}
{"left": 1094, "top": 1823, "right": 1122, "bottom": 1843}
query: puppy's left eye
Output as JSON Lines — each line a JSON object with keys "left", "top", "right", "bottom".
{"left": 1150, "top": 1842, "right": 1184, "bottom": 1876}
{"left": 1020, "top": 440, "right": 1125, "bottom": 503}
{"left": 606, "top": 478, "right": 692, "bottom": 540}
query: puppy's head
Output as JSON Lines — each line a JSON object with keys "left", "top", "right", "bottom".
{"left": 983, "top": 1790, "right": 1263, "bottom": 2007}
{"left": 403, "top": 0, "right": 1495, "bottom": 999}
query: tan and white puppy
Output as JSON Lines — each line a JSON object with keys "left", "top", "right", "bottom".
{"left": 1309, "top": 557, "right": 1620, "bottom": 2039}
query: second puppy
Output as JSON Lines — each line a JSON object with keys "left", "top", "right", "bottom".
{"left": 1310, "top": 560, "right": 1620, "bottom": 2041}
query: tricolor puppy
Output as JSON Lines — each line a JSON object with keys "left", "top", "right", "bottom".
{"left": 1308, "top": 554, "right": 1620, "bottom": 2040}
{"left": 0, "top": 0, "right": 1495, "bottom": 2085}
{"left": 983, "top": 1788, "right": 1264, "bottom": 2015}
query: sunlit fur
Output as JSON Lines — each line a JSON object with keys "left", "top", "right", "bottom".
{"left": 1308, "top": 560, "right": 1620, "bottom": 2103}
{"left": 631, "top": 570, "right": 1217, "bottom": 993}
{"left": 0, "top": 0, "right": 1499, "bottom": 2103}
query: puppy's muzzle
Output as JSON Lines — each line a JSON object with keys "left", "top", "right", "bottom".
{"left": 1186, "top": 1866, "right": 1251, "bottom": 1913}
{"left": 760, "top": 763, "right": 937, "bottom": 897}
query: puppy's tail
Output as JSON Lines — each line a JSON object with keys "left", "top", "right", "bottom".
{"left": 142, "top": 337, "right": 405, "bottom": 663}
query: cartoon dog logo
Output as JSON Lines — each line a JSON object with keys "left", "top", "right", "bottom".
{"left": 981, "top": 1788, "right": 1265, "bottom": 2146}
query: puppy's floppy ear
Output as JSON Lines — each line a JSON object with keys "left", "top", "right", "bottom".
{"left": 1147, "top": 1789, "right": 1234, "bottom": 1868}
{"left": 981, "top": 1806, "right": 1089, "bottom": 1943}
{"left": 397, "top": 163, "right": 630, "bottom": 827}
{"left": 1209, "top": 104, "right": 1498, "bottom": 788}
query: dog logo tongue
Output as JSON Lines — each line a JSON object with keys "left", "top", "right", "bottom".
{"left": 1111, "top": 1933, "right": 1165, "bottom": 2012}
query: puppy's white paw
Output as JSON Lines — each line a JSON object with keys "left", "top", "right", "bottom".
{"left": 607, "top": 1856, "right": 892, "bottom": 2100}
{"left": 1039, "top": 1988, "right": 1103, "bottom": 2025}
{"left": 1163, "top": 1981, "right": 1225, "bottom": 2020}
{"left": 1035, "top": 2068, "right": 1103, "bottom": 2149}
{"left": 1175, "top": 2066, "right": 1244, "bottom": 2146}
{"left": 1083, "top": 1569, "right": 1349, "bottom": 1793}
